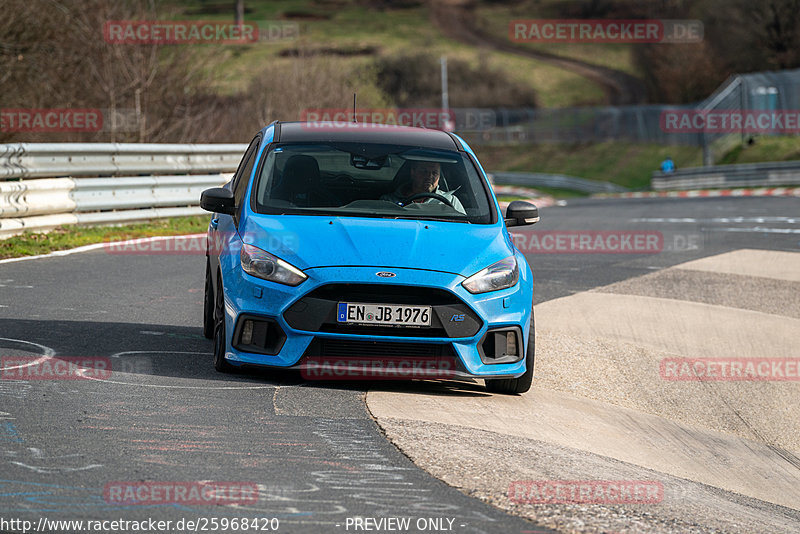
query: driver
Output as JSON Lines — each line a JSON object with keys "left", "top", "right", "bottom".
{"left": 381, "top": 161, "right": 465, "bottom": 214}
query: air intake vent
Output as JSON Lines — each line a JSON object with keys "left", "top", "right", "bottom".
{"left": 305, "top": 338, "right": 456, "bottom": 358}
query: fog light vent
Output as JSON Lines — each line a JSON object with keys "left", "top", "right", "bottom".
{"left": 241, "top": 320, "right": 254, "bottom": 345}
{"left": 506, "top": 331, "right": 517, "bottom": 356}
{"left": 479, "top": 327, "right": 523, "bottom": 364}
{"left": 233, "top": 315, "right": 286, "bottom": 355}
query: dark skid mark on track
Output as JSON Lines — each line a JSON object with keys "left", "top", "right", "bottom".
{"left": 0, "top": 318, "right": 552, "bottom": 532}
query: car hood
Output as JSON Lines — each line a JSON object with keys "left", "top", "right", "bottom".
{"left": 240, "top": 215, "right": 513, "bottom": 277}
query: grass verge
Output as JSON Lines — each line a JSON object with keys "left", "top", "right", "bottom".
{"left": 0, "top": 216, "right": 209, "bottom": 260}
{"left": 524, "top": 186, "right": 590, "bottom": 199}
{"left": 475, "top": 142, "right": 702, "bottom": 189}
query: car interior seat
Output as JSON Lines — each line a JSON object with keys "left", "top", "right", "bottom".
{"left": 272, "top": 155, "right": 340, "bottom": 207}
{"left": 385, "top": 160, "right": 414, "bottom": 197}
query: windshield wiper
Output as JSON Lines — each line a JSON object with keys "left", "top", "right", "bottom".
{"left": 393, "top": 216, "right": 471, "bottom": 224}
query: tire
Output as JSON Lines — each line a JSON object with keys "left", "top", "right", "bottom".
{"left": 203, "top": 259, "right": 214, "bottom": 340}
{"left": 485, "top": 314, "right": 535, "bottom": 395}
{"left": 213, "top": 273, "right": 236, "bottom": 373}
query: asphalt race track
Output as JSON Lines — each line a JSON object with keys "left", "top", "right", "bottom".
{"left": 1, "top": 195, "right": 798, "bottom": 534}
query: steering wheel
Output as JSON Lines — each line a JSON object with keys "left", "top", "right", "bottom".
{"left": 400, "top": 192, "right": 453, "bottom": 208}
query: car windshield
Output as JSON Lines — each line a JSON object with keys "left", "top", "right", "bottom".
{"left": 253, "top": 143, "right": 494, "bottom": 224}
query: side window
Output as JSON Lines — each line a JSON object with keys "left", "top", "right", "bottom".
{"left": 232, "top": 137, "right": 260, "bottom": 225}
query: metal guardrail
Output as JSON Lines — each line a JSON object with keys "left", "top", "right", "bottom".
{"left": 0, "top": 143, "right": 245, "bottom": 238}
{"left": 0, "top": 143, "right": 247, "bottom": 180}
{"left": 652, "top": 160, "right": 800, "bottom": 190}
{"left": 0, "top": 174, "right": 232, "bottom": 238}
{"left": 489, "top": 172, "right": 628, "bottom": 193}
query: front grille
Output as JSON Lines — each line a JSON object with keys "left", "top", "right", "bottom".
{"left": 318, "top": 323, "right": 444, "bottom": 337}
{"left": 284, "top": 283, "right": 482, "bottom": 338}
{"left": 304, "top": 338, "right": 456, "bottom": 358}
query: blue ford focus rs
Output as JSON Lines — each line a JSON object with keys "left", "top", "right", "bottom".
{"left": 200, "top": 121, "right": 539, "bottom": 393}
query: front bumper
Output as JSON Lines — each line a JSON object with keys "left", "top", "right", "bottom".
{"left": 220, "top": 263, "right": 533, "bottom": 379}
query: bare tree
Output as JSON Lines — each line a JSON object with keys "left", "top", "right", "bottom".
{"left": 705, "top": 0, "right": 800, "bottom": 72}
{"left": 1, "top": 0, "right": 229, "bottom": 143}
{"left": 235, "top": 0, "right": 245, "bottom": 26}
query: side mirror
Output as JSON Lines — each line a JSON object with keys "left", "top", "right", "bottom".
{"left": 201, "top": 187, "right": 235, "bottom": 215}
{"left": 504, "top": 200, "right": 539, "bottom": 227}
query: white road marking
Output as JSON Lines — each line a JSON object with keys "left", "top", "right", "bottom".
{"left": 0, "top": 338, "right": 56, "bottom": 371}
{"left": 79, "top": 350, "right": 276, "bottom": 390}
{"left": 26, "top": 448, "right": 83, "bottom": 460}
{"left": 712, "top": 227, "right": 800, "bottom": 234}
{"left": 631, "top": 216, "right": 799, "bottom": 224}
{"left": 10, "top": 461, "right": 103, "bottom": 474}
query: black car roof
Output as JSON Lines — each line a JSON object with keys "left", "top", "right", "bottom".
{"left": 269, "top": 121, "right": 460, "bottom": 150}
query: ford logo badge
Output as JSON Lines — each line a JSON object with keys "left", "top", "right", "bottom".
{"left": 376, "top": 272, "right": 396, "bottom": 278}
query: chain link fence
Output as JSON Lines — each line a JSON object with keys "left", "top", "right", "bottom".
{"left": 693, "top": 69, "right": 800, "bottom": 164}
{"left": 458, "top": 68, "right": 800, "bottom": 165}
{"left": 460, "top": 105, "right": 698, "bottom": 146}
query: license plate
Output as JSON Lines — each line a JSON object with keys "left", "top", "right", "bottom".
{"left": 337, "top": 302, "right": 431, "bottom": 327}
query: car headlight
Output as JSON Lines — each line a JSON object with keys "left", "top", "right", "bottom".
{"left": 462, "top": 256, "right": 519, "bottom": 294}
{"left": 240, "top": 244, "right": 307, "bottom": 286}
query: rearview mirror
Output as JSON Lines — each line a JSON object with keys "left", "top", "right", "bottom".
{"left": 351, "top": 153, "right": 388, "bottom": 170}
{"left": 504, "top": 200, "right": 539, "bottom": 227}
{"left": 200, "top": 187, "right": 235, "bottom": 215}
